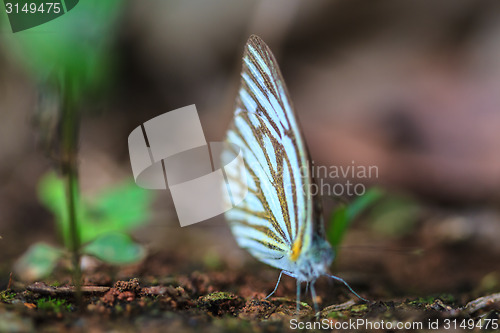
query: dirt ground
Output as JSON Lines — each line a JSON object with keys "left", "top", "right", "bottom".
{"left": 1, "top": 209, "right": 499, "bottom": 333}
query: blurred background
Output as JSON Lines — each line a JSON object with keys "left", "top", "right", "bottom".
{"left": 1, "top": 0, "right": 500, "bottom": 300}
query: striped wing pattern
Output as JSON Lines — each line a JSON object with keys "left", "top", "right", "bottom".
{"left": 223, "top": 35, "right": 317, "bottom": 273}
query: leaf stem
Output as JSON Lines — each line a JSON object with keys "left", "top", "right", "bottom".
{"left": 61, "top": 80, "right": 82, "bottom": 308}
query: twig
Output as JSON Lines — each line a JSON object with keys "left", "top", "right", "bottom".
{"left": 464, "top": 293, "right": 500, "bottom": 314}
{"left": 320, "top": 299, "right": 356, "bottom": 317}
{"left": 7, "top": 272, "right": 13, "bottom": 290}
{"left": 27, "top": 282, "right": 109, "bottom": 296}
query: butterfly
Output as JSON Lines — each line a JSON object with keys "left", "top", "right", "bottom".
{"left": 222, "top": 35, "right": 367, "bottom": 315}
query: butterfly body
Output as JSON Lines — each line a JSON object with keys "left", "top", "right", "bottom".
{"left": 223, "top": 35, "right": 365, "bottom": 313}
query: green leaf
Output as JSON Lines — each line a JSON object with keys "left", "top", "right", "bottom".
{"left": 38, "top": 172, "right": 75, "bottom": 247}
{"left": 346, "top": 187, "right": 384, "bottom": 221}
{"left": 80, "top": 181, "right": 153, "bottom": 243}
{"left": 1, "top": 0, "right": 124, "bottom": 99}
{"left": 327, "top": 204, "right": 348, "bottom": 250}
{"left": 370, "top": 196, "right": 420, "bottom": 237}
{"left": 83, "top": 233, "right": 146, "bottom": 264}
{"left": 327, "top": 188, "right": 384, "bottom": 250}
{"left": 14, "top": 243, "right": 63, "bottom": 281}
{"left": 38, "top": 172, "right": 153, "bottom": 247}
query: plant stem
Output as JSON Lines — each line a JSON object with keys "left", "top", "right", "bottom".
{"left": 61, "top": 81, "right": 82, "bottom": 307}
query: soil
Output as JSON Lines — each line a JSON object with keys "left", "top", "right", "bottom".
{"left": 1, "top": 247, "right": 499, "bottom": 332}
{"left": 1, "top": 203, "right": 500, "bottom": 332}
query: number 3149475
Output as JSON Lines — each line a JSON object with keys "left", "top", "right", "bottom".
{"left": 5, "top": 2, "right": 62, "bottom": 14}
{"left": 443, "top": 319, "right": 498, "bottom": 330}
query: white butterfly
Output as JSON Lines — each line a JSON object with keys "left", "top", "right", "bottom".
{"left": 222, "top": 35, "right": 367, "bottom": 314}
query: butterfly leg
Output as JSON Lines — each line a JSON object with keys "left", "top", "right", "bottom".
{"left": 296, "top": 280, "right": 301, "bottom": 313}
{"left": 265, "top": 270, "right": 284, "bottom": 299}
{"left": 326, "top": 274, "right": 369, "bottom": 302}
{"left": 310, "top": 281, "right": 320, "bottom": 317}
{"left": 279, "top": 271, "right": 302, "bottom": 314}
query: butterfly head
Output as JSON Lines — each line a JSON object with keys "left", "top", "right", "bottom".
{"left": 293, "top": 234, "right": 334, "bottom": 282}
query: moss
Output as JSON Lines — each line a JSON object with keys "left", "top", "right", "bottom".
{"left": 198, "top": 292, "right": 245, "bottom": 316}
{"left": 327, "top": 311, "right": 345, "bottom": 319}
{"left": 408, "top": 294, "right": 455, "bottom": 307}
{"left": 350, "top": 304, "right": 368, "bottom": 314}
{"left": 36, "top": 297, "right": 72, "bottom": 313}
{"left": 0, "top": 290, "right": 16, "bottom": 303}
{"left": 268, "top": 296, "right": 310, "bottom": 309}
{"left": 409, "top": 296, "right": 436, "bottom": 306}
{"left": 200, "top": 292, "right": 235, "bottom": 302}
{"left": 438, "top": 294, "right": 455, "bottom": 303}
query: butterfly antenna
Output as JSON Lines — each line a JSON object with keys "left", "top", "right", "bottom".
{"left": 326, "top": 274, "right": 369, "bottom": 302}
{"left": 265, "top": 270, "right": 284, "bottom": 299}
{"left": 296, "top": 280, "right": 301, "bottom": 313}
{"left": 310, "top": 281, "right": 320, "bottom": 317}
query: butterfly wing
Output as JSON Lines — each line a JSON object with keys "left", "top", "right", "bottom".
{"left": 223, "top": 35, "right": 321, "bottom": 272}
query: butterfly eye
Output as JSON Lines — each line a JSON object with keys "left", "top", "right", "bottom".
{"left": 310, "top": 237, "right": 334, "bottom": 266}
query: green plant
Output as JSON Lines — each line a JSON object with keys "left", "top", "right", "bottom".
{"left": 36, "top": 297, "right": 72, "bottom": 313}
{"left": 2, "top": 1, "right": 125, "bottom": 295}
{"left": 369, "top": 195, "right": 420, "bottom": 237}
{"left": 327, "top": 187, "right": 384, "bottom": 252}
{"left": 14, "top": 172, "right": 153, "bottom": 280}
{"left": 0, "top": 290, "right": 16, "bottom": 303}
